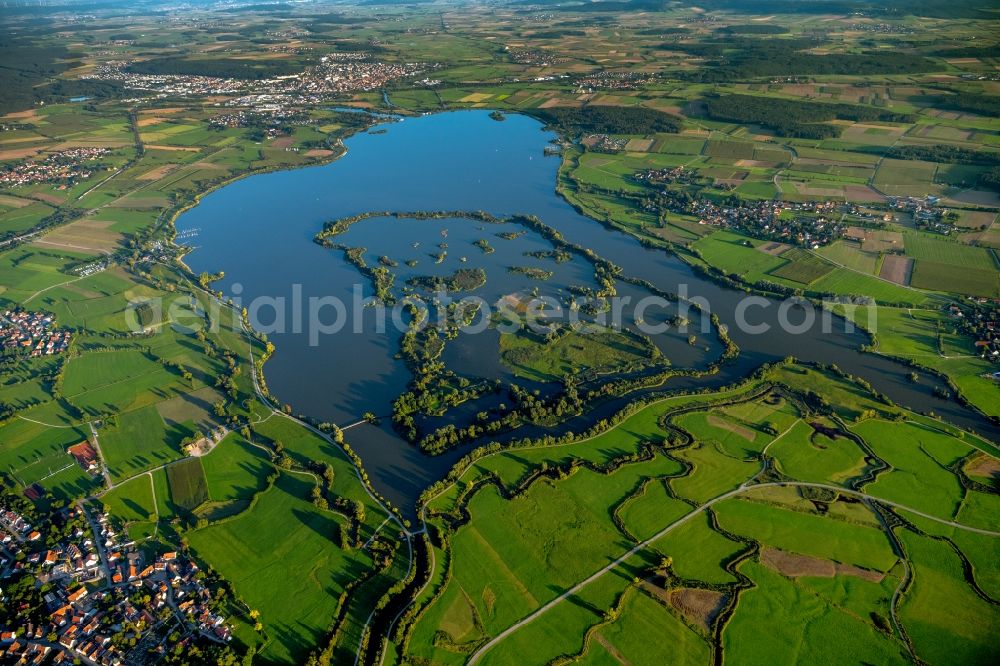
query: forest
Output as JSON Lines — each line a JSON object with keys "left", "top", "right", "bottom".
{"left": 527, "top": 105, "right": 682, "bottom": 136}
{"left": 0, "top": 37, "right": 79, "bottom": 114}
{"left": 702, "top": 94, "right": 914, "bottom": 139}
{"left": 691, "top": 0, "right": 993, "bottom": 18}
{"left": 886, "top": 145, "right": 1000, "bottom": 166}
{"left": 672, "top": 38, "right": 936, "bottom": 80}
{"left": 719, "top": 24, "right": 790, "bottom": 34}
{"left": 935, "top": 93, "right": 1000, "bottom": 117}
{"left": 126, "top": 56, "right": 304, "bottom": 79}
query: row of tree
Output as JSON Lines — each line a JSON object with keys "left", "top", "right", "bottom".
{"left": 527, "top": 105, "right": 682, "bottom": 136}
{"left": 702, "top": 93, "right": 914, "bottom": 139}
{"left": 673, "top": 37, "right": 935, "bottom": 80}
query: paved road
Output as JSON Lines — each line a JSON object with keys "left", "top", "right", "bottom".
{"left": 88, "top": 422, "right": 113, "bottom": 490}
{"left": 78, "top": 501, "right": 113, "bottom": 585}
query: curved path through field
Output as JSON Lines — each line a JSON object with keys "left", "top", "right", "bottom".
{"left": 466, "top": 479, "right": 999, "bottom": 665}
{"left": 184, "top": 275, "right": 415, "bottom": 664}
{"left": 386, "top": 385, "right": 999, "bottom": 665}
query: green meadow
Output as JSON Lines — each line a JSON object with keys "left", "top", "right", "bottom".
{"left": 188, "top": 473, "right": 371, "bottom": 664}
{"left": 405, "top": 366, "right": 996, "bottom": 664}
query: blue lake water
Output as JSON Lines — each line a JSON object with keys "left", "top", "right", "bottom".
{"left": 177, "top": 110, "right": 998, "bottom": 511}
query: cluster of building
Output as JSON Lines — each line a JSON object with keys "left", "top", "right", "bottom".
{"left": 67, "top": 442, "right": 100, "bottom": 478}
{"left": 845, "top": 22, "right": 915, "bottom": 34}
{"left": 85, "top": 61, "right": 282, "bottom": 96}
{"left": 305, "top": 57, "right": 426, "bottom": 94}
{"left": 86, "top": 56, "right": 425, "bottom": 105}
{"left": 263, "top": 27, "right": 310, "bottom": 41}
{"left": 504, "top": 47, "right": 562, "bottom": 66}
{"left": 886, "top": 195, "right": 954, "bottom": 234}
{"left": 208, "top": 108, "right": 309, "bottom": 129}
{"left": 574, "top": 71, "right": 654, "bottom": 92}
{"left": 638, "top": 175, "right": 959, "bottom": 250}
{"left": 0, "top": 504, "right": 38, "bottom": 549}
{"left": 0, "top": 504, "right": 98, "bottom": 663}
{"left": 317, "top": 51, "right": 370, "bottom": 62}
{"left": 635, "top": 166, "right": 693, "bottom": 185}
{"left": 133, "top": 240, "right": 175, "bottom": 268}
{"left": 582, "top": 134, "right": 628, "bottom": 153}
{"left": 0, "top": 148, "right": 112, "bottom": 188}
{"left": 951, "top": 301, "right": 1000, "bottom": 367}
{"left": 684, "top": 197, "right": 844, "bottom": 248}
{"left": 0, "top": 310, "right": 71, "bottom": 357}
{"left": 74, "top": 260, "right": 108, "bottom": 279}
{"left": 3, "top": 505, "right": 100, "bottom": 582}
{"left": 1, "top": 504, "right": 232, "bottom": 666}
{"left": 959, "top": 72, "right": 1000, "bottom": 82}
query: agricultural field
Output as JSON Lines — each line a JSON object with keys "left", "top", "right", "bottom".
{"left": 768, "top": 247, "right": 836, "bottom": 284}
{"left": 198, "top": 433, "right": 272, "bottom": 515}
{"left": 187, "top": 473, "right": 372, "bottom": 664}
{"left": 498, "top": 326, "right": 661, "bottom": 382}
{"left": 690, "top": 230, "right": 931, "bottom": 304}
{"left": 816, "top": 239, "right": 880, "bottom": 274}
{"left": 0, "top": 414, "right": 94, "bottom": 499}
{"left": 165, "top": 457, "right": 209, "bottom": 512}
{"left": 0, "top": 3, "right": 998, "bottom": 665}
{"left": 402, "top": 364, "right": 997, "bottom": 665}
{"left": 903, "top": 232, "right": 997, "bottom": 270}
{"left": 829, "top": 303, "right": 1000, "bottom": 417}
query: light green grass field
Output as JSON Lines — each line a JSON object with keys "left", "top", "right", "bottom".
{"left": 715, "top": 497, "right": 898, "bottom": 572}
{"left": 188, "top": 473, "right": 371, "bottom": 665}
{"left": 649, "top": 510, "right": 745, "bottom": 585}
{"left": 498, "top": 326, "right": 659, "bottom": 382}
{"left": 579, "top": 585, "right": 712, "bottom": 666}
{"left": 898, "top": 530, "right": 1000, "bottom": 665}
{"left": 769, "top": 419, "right": 868, "bottom": 484}
{"left": 200, "top": 433, "right": 272, "bottom": 502}
{"left": 723, "top": 560, "right": 908, "bottom": 664}
{"left": 853, "top": 419, "right": 969, "bottom": 520}
{"left": 99, "top": 404, "right": 191, "bottom": 480}
{"left": 102, "top": 473, "right": 157, "bottom": 524}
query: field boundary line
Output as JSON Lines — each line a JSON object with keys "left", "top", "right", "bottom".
{"left": 422, "top": 384, "right": 766, "bottom": 509}
{"left": 23, "top": 274, "right": 87, "bottom": 304}
{"left": 466, "top": 480, "right": 1000, "bottom": 664}
{"left": 16, "top": 414, "right": 81, "bottom": 428}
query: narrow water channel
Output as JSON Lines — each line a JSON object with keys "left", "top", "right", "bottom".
{"left": 177, "top": 110, "right": 998, "bottom": 512}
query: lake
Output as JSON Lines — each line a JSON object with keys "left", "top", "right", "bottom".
{"left": 177, "top": 110, "right": 998, "bottom": 512}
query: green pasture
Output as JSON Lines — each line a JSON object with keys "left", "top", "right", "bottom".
{"left": 188, "top": 473, "right": 372, "bottom": 665}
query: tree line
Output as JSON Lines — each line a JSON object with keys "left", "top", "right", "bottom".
{"left": 127, "top": 56, "right": 303, "bottom": 80}
{"left": 934, "top": 93, "right": 1000, "bottom": 117}
{"left": 886, "top": 144, "right": 1000, "bottom": 166}
{"left": 526, "top": 105, "right": 682, "bottom": 136}
{"left": 672, "top": 38, "right": 935, "bottom": 81}
{"left": 701, "top": 93, "right": 914, "bottom": 139}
